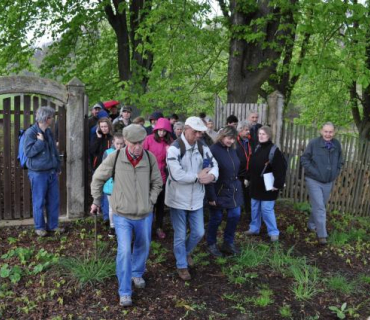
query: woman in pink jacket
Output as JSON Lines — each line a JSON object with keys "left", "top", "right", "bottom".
{"left": 143, "top": 117, "right": 173, "bottom": 239}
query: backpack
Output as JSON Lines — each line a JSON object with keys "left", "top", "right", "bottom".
{"left": 17, "top": 129, "right": 28, "bottom": 169}
{"left": 175, "top": 138, "right": 204, "bottom": 159}
{"left": 255, "top": 144, "right": 288, "bottom": 176}
{"left": 104, "top": 149, "right": 153, "bottom": 195}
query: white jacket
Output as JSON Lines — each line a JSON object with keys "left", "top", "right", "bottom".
{"left": 165, "top": 134, "right": 219, "bottom": 211}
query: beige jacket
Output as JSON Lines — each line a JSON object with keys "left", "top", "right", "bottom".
{"left": 91, "top": 147, "right": 163, "bottom": 220}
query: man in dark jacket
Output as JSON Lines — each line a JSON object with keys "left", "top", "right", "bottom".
{"left": 24, "top": 106, "right": 63, "bottom": 237}
{"left": 248, "top": 111, "right": 262, "bottom": 152}
{"left": 300, "top": 122, "right": 343, "bottom": 245}
{"left": 235, "top": 121, "right": 253, "bottom": 217}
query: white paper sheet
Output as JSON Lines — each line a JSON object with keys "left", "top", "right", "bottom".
{"left": 263, "top": 172, "right": 275, "bottom": 191}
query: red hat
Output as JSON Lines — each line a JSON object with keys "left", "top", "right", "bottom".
{"left": 103, "top": 100, "right": 120, "bottom": 109}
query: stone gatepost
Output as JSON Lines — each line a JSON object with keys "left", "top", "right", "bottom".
{"left": 66, "top": 78, "right": 86, "bottom": 218}
{"left": 267, "top": 91, "right": 284, "bottom": 148}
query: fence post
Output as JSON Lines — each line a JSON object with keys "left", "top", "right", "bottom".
{"left": 66, "top": 78, "right": 86, "bottom": 218}
{"left": 267, "top": 91, "right": 284, "bottom": 148}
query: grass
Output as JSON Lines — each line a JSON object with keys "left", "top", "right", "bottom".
{"left": 279, "top": 304, "right": 293, "bottom": 318}
{"left": 290, "top": 261, "right": 322, "bottom": 301}
{"left": 326, "top": 274, "right": 355, "bottom": 295}
{"left": 57, "top": 247, "right": 115, "bottom": 287}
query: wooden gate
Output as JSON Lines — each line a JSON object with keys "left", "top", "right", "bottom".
{"left": 0, "top": 94, "right": 67, "bottom": 220}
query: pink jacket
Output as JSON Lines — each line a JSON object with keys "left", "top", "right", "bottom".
{"left": 143, "top": 118, "right": 173, "bottom": 184}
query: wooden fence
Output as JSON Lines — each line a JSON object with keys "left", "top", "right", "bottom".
{"left": 0, "top": 94, "right": 67, "bottom": 220}
{"left": 214, "top": 96, "right": 268, "bottom": 130}
{"left": 281, "top": 122, "right": 370, "bottom": 216}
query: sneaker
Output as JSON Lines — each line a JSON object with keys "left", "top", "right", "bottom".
{"left": 132, "top": 277, "right": 146, "bottom": 289}
{"left": 270, "top": 235, "right": 279, "bottom": 242}
{"left": 50, "top": 227, "right": 65, "bottom": 233}
{"left": 221, "top": 242, "right": 241, "bottom": 255}
{"left": 207, "top": 244, "right": 223, "bottom": 257}
{"left": 119, "top": 295, "right": 132, "bottom": 307}
{"left": 177, "top": 268, "right": 191, "bottom": 281}
{"left": 245, "top": 230, "right": 258, "bottom": 236}
{"left": 108, "top": 228, "right": 116, "bottom": 238}
{"left": 318, "top": 237, "right": 327, "bottom": 245}
{"left": 35, "top": 229, "right": 47, "bottom": 237}
{"left": 187, "top": 255, "right": 194, "bottom": 268}
{"left": 156, "top": 228, "right": 166, "bottom": 239}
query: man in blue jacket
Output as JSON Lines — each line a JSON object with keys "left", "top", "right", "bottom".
{"left": 300, "top": 122, "right": 343, "bottom": 245}
{"left": 24, "top": 106, "right": 63, "bottom": 237}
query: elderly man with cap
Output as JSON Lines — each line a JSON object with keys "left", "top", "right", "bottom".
{"left": 146, "top": 111, "right": 164, "bottom": 135}
{"left": 165, "top": 116, "right": 219, "bottom": 281}
{"left": 112, "top": 105, "right": 133, "bottom": 133}
{"left": 90, "top": 124, "right": 163, "bottom": 307}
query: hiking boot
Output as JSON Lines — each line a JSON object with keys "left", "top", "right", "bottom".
{"left": 318, "top": 237, "right": 327, "bottom": 245}
{"left": 207, "top": 244, "right": 223, "bottom": 257}
{"left": 119, "top": 295, "right": 132, "bottom": 307}
{"left": 177, "top": 268, "right": 191, "bottom": 281}
{"left": 35, "top": 229, "right": 47, "bottom": 237}
{"left": 108, "top": 228, "right": 116, "bottom": 238}
{"left": 245, "top": 230, "right": 258, "bottom": 236}
{"left": 270, "top": 235, "right": 279, "bottom": 242}
{"left": 156, "top": 228, "right": 166, "bottom": 239}
{"left": 221, "top": 243, "right": 241, "bottom": 255}
{"left": 187, "top": 255, "right": 194, "bottom": 268}
{"left": 50, "top": 227, "right": 65, "bottom": 233}
{"left": 132, "top": 277, "right": 146, "bottom": 289}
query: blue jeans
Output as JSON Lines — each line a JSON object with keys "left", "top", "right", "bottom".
{"left": 113, "top": 213, "right": 153, "bottom": 297}
{"left": 207, "top": 207, "right": 241, "bottom": 245}
{"left": 101, "top": 193, "right": 109, "bottom": 221}
{"left": 249, "top": 199, "right": 279, "bottom": 236}
{"left": 305, "top": 177, "right": 333, "bottom": 238}
{"left": 28, "top": 170, "right": 60, "bottom": 231}
{"left": 170, "top": 208, "right": 205, "bottom": 269}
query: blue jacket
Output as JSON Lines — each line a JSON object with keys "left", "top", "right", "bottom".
{"left": 206, "top": 142, "right": 243, "bottom": 209}
{"left": 102, "top": 147, "right": 116, "bottom": 195}
{"left": 301, "top": 137, "right": 343, "bottom": 183}
{"left": 23, "top": 123, "right": 60, "bottom": 172}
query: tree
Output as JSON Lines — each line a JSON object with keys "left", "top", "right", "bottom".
{"left": 0, "top": 0, "right": 226, "bottom": 114}
{"left": 217, "top": 0, "right": 299, "bottom": 103}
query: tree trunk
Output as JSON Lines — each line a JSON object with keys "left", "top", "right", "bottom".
{"left": 225, "top": 0, "right": 297, "bottom": 103}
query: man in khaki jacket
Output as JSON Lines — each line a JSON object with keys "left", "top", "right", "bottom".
{"left": 91, "top": 124, "right": 162, "bottom": 307}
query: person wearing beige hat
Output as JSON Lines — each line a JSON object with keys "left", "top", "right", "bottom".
{"left": 90, "top": 124, "right": 162, "bottom": 307}
{"left": 165, "top": 116, "right": 219, "bottom": 281}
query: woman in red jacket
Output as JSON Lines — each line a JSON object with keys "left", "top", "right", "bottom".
{"left": 143, "top": 117, "right": 173, "bottom": 239}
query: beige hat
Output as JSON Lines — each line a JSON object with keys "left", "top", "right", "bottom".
{"left": 185, "top": 116, "right": 207, "bottom": 131}
{"left": 122, "top": 124, "right": 147, "bottom": 143}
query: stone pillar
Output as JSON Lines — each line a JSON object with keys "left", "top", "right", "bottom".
{"left": 66, "top": 78, "right": 86, "bottom": 218}
{"left": 267, "top": 91, "right": 284, "bottom": 148}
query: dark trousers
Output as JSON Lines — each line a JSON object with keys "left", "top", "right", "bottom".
{"left": 240, "top": 178, "right": 251, "bottom": 223}
{"left": 154, "top": 185, "right": 166, "bottom": 229}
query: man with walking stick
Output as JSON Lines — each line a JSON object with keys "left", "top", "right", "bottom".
{"left": 90, "top": 124, "right": 162, "bottom": 307}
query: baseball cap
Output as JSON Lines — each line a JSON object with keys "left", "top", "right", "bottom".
{"left": 185, "top": 116, "right": 207, "bottom": 131}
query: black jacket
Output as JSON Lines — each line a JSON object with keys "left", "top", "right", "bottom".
{"left": 248, "top": 140, "right": 286, "bottom": 201}
{"left": 236, "top": 135, "right": 252, "bottom": 180}
{"left": 89, "top": 133, "right": 113, "bottom": 170}
{"left": 249, "top": 123, "right": 262, "bottom": 152}
{"left": 206, "top": 142, "right": 243, "bottom": 208}
{"left": 300, "top": 137, "right": 343, "bottom": 183}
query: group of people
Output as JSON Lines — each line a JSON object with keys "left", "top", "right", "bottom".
{"left": 23, "top": 104, "right": 343, "bottom": 308}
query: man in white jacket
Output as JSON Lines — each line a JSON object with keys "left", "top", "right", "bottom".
{"left": 165, "top": 116, "right": 219, "bottom": 281}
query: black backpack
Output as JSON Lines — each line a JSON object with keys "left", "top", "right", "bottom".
{"left": 255, "top": 144, "right": 288, "bottom": 176}
{"left": 173, "top": 138, "right": 204, "bottom": 159}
